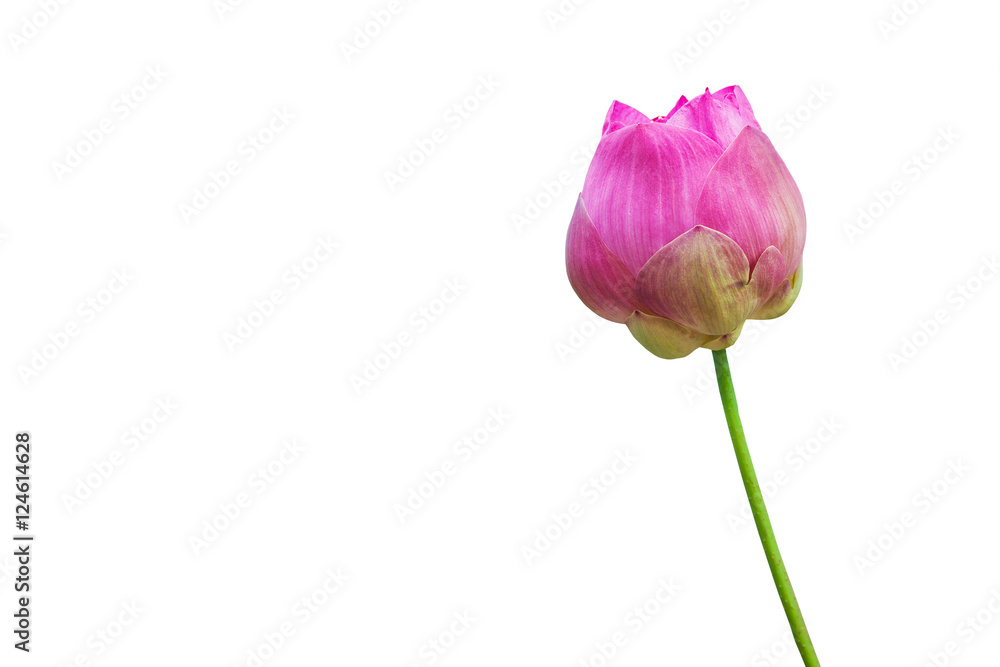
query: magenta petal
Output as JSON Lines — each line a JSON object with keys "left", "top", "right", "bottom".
{"left": 634, "top": 227, "right": 785, "bottom": 335}
{"left": 694, "top": 126, "right": 806, "bottom": 275}
{"left": 566, "top": 195, "right": 642, "bottom": 324}
{"left": 653, "top": 95, "right": 689, "bottom": 123}
{"left": 712, "top": 85, "right": 757, "bottom": 119}
{"left": 664, "top": 85, "right": 761, "bottom": 149}
{"left": 582, "top": 123, "right": 724, "bottom": 275}
{"left": 602, "top": 101, "right": 651, "bottom": 136}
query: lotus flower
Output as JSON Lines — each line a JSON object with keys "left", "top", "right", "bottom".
{"left": 566, "top": 86, "right": 806, "bottom": 359}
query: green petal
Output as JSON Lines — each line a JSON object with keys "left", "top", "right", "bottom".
{"left": 635, "top": 226, "right": 785, "bottom": 336}
{"left": 702, "top": 322, "right": 744, "bottom": 350}
{"left": 626, "top": 311, "right": 711, "bottom": 359}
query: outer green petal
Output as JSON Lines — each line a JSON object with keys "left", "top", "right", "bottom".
{"left": 702, "top": 322, "right": 744, "bottom": 350}
{"left": 625, "top": 311, "right": 711, "bottom": 359}
{"left": 751, "top": 262, "right": 803, "bottom": 320}
{"left": 635, "top": 226, "right": 785, "bottom": 336}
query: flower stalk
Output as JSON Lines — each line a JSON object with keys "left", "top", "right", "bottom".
{"left": 712, "top": 349, "right": 821, "bottom": 667}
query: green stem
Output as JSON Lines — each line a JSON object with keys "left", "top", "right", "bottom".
{"left": 711, "top": 349, "right": 821, "bottom": 667}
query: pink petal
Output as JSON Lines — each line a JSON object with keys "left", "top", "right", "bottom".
{"left": 582, "top": 123, "right": 724, "bottom": 276}
{"left": 712, "top": 85, "right": 757, "bottom": 117}
{"left": 751, "top": 261, "right": 803, "bottom": 319}
{"left": 634, "top": 226, "right": 785, "bottom": 336}
{"left": 653, "top": 95, "right": 689, "bottom": 123}
{"left": 694, "top": 126, "right": 806, "bottom": 275}
{"left": 747, "top": 245, "right": 787, "bottom": 303}
{"left": 602, "top": 101, "right": 651, "bottom": 136}
{"left": 664, "top": 85, "right": 761, "bottom": 149}
{"left": 626, "top": 311, "right": 710, "bottom": 359}
{"left": 565, "top": 195, "right": 642, "bottom": 323}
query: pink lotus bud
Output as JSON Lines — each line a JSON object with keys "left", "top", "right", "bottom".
{"left": 566, "top": 86, "right": 806, "bottom": 359}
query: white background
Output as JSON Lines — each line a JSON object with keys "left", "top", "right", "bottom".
{"left": 1, "top": 0, "right": 998, "bottom": 665}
